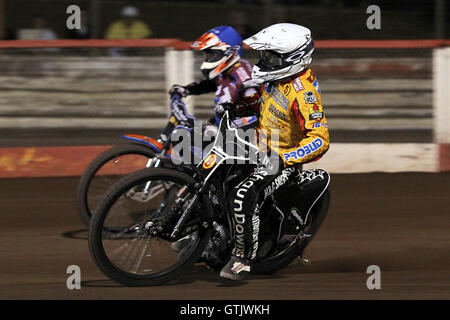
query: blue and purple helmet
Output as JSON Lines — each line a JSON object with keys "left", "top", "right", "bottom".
{"left": 191, "top": 26, "right": 243, "bottom": 79}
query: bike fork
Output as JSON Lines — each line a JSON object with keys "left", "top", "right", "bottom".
{"left": 142, "top": 157, "right": 161, "bottom": 194}
{"left": 126, "top": 156, "right": 161, "bottom": 201}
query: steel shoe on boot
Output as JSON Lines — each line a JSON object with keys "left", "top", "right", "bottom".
{"left": 171, "top": 233, "right": 198, "bottom": 262}
{"left": 298, "top": 252, "right": 311, "bottom": 265}
{"left": 219, "top": 256, "right": 251, "bottom": 281}
{"left": 171, "top": 235, "right": 195, "bottom": 252}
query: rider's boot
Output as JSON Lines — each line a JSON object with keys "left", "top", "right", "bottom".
{"left": 171, "top": 234, "right": 196, "bottom": 253}
{"left": 219, "top": 255, "right": 251, "bottom": 281}
{"left": 298, "top": 252, "right": 311, "bottom": 265}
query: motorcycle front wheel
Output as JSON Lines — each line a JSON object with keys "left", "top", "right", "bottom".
{"left": 88, "top": 168, "right": 213, "bottom": 286}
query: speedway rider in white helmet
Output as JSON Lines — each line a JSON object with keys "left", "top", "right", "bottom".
{"left": 220, "top": 23, "right": 330, "bottom": 280}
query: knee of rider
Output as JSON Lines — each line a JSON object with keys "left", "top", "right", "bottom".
{"left": 229, "top": 184, "right": 257, "bottom": 217}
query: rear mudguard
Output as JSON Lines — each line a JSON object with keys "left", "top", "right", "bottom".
{"left": 275, "top": 169, "right": 330, "bottom": 225}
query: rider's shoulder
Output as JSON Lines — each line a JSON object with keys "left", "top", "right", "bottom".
{"left": 238, "top": 58, "right": 253, "bottom": 69}
{"left": 279, "top": 69, "right": 320, "bottom": 97}
{"left": 273, "top": 70, "right": 303, "bottom": 97}
{"left": 226, "top": 59, "right": 252, "bottom": 82}
{"left": 229, "top": 59, "right": 251, "bottom": 73}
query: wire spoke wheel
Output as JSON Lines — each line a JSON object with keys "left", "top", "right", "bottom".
{"left": 101, "top": 180, "right": 186, "bottom": 276}
{"left": 87, "top": 153, "right": 152, "bottom": 217}
{"left": 89, "top": 168, "right": 212, "bottom": 286}
{"left": 76, "top": 144, "right": 156, "bottom": 225}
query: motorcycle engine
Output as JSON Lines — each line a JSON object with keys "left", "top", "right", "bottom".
{"left": 201, "top": 222, "right": 230, "bottom": 270}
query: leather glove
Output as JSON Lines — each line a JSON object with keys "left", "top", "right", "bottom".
{"left": 257, "top": 150, "right": 285, "bottom": 174}
{"left": 169, "top": 84, "right": 189, "bottom": 97}
{"left": 170, "top": 95, "right": 195, "bottom": 128}
{"left": 215, "top": 102, "right": 236, "bottom": 119}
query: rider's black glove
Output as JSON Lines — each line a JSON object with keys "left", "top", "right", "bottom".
{"left": 257, "top": 150, "right": 285, "bottom": 175}
{"left": 169, "top": 84, "right": 190, "bottom": 97}
{"left": 215, "top": 102, "right": 236, "bottom": 118}
{"left": 169, "top": 94, "right": 196, "bottom": 130}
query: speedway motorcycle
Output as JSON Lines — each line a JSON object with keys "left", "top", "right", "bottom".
{"left": 75, "top": 94, "right": 195, "bottom": 225}
{"left": 88, "top": 108, "right": 330, "bottom": 286}
{"left": 76, "top": 93, "right": 258, "bottom": 225}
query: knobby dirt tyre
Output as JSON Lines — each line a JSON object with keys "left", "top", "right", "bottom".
{"left": 252, "top": 190, "right": 330, "bottom": 275}
{"left": 76, "top": 144, "right": 156, "bottom": 226}
{"left": 88, "top": 167, "right": 213, "bottom": 286}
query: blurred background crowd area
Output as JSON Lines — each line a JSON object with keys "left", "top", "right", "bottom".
{"left": 0, "top": 0, "right": 447, "bottom": 148}
{"left": 0, "top": 0, "right": 447, "bottom": 41}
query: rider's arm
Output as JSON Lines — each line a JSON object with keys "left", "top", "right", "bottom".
{"left": 159, "top": 116, "right": 178, "bottom": 142}
{"left": 184, "top": 79, "right": 217, "bottom": 95}
{"left": 281, "top": 89, "right": 330, "bottom": 166}
{"left": 231, "top": 80, "right": 262, "bottom": 116}
{"left": 234, "top": 91, "right": 261, "bottom": 116}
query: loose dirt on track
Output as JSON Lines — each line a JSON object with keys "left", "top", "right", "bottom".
{"left": 0, "top": 173, "right": 449, "bottom": 299}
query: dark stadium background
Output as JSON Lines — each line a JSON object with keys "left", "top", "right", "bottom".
{"left": 0, "top": 0, "right": 449, "bottom": 300}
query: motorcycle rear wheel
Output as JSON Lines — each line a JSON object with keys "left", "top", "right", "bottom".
{"left": 251, "top": 189, "right": 330, "bottom": 275}
{"left": 76, "top": 144, "right": 156, "bottom": 226}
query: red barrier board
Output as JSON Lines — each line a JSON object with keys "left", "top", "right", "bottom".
{"left": 0, "top": 146, "right": 113, "bottom": 178}
{"left": 0, "top": 38, "right": 448, "bottom": 49}
{"left": 439, "top": 144, "right": 450, "bottom": 172}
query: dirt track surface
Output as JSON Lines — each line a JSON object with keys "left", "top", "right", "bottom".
{"left": 1, "top": 172, "right": 449, "bottom": 299}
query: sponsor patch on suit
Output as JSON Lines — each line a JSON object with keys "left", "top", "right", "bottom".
{"left": 292, "top": 78, "right": 304, "bottom": 92}
{"left": 304, "top": 91, "right": 318, "bottom": 104}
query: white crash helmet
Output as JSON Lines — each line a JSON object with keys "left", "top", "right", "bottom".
{"left": 243, "top": 23, "right": 314, "bottom": 84}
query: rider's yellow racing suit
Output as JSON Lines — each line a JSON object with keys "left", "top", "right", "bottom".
{"left": 229, "top": 68, "right": 330, "bottom": 261}
{"left": 256, "top": 68, "right": 330, "bottom": 166}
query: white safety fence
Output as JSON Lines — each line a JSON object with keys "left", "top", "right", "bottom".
{"left": 0, "top": 43, "right": 449, "bottom": 173}
{"left": 304, "top": 143, "right": 437, "bottom": 173}
{"left": 434, "top": 47, "right": 450, "bottom": 144}
{"left": 165, "top": 48, "right": 195, "bottom": 114}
